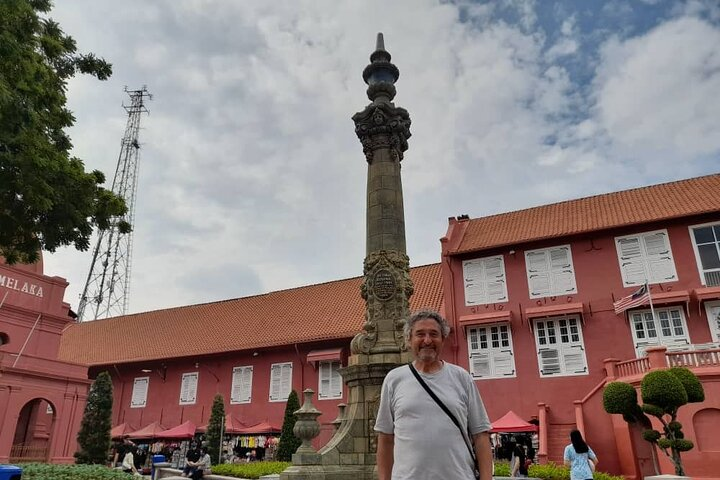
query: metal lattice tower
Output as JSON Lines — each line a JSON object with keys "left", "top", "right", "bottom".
{"left": 77, "top": 86, "right": 151, "bottom": 321}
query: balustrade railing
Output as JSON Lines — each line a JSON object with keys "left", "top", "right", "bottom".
{"left": 615, "top": 357, "right": 650, "bottom": 377}
{"left": 667, "top": 347, "right": 720, "bottom": 368}
{"left": 9, "top": 443, "right": 48, "bottom": 463}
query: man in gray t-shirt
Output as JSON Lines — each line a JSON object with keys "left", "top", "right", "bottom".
{"left": 375, "top": 310, "right": 492, "bottom": 480}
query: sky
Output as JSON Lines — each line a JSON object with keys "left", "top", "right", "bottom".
{"left": 43, "top": 0, "right": 720, "bottom": 318}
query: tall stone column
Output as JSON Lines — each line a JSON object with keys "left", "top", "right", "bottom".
{"left": 282, "top": 33, "right": 412, "bottom": 480}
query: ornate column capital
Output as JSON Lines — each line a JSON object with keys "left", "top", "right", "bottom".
{"left": 352, "top": 102, "right": 411, "bottom": 163}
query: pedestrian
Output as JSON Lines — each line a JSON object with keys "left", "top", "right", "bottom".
{"left": 121, "top": 445, "right": 140, "bottom": 476}
{"left": 375, "top": 309, "right": 493, "bottom": 480}
{"left": 181, "top": 443, "right": 202, "bottom": 478}
{"left": 564, "top": 429, "right": 598, "bottom": 480}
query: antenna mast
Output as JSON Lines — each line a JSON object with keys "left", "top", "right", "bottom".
{"left": 77, "top": 86, "right": 151, "bottom": 321}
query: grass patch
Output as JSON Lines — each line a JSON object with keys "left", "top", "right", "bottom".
{"left": 212, "top": 461, "right": 291, "bottom": 479}
{"left": 19, "top": 463, "right": 131, "bottom": 480}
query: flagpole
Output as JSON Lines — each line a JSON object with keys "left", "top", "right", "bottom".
{"left": 646, "top": 280, "right": 657, "bottom": 322}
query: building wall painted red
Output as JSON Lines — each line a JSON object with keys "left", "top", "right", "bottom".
{"left": 441, "top": 213, "right": 720, "bottom": 479}
{"left": 94, "top": 341, "right": 350, "bottom": 448}
{"left": 0, "top": 261, "right": 90, "bottom": 464}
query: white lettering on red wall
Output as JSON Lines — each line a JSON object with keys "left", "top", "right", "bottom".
{"left": 0, "top": 274, "right": 44, "bottom": 298}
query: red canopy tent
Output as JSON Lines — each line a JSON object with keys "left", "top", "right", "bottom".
{"left": 110, "top": 423, "right": 135, "bottom": 440}
{"left": 126, "top": 421, "right": 166, "bottom": 440}
{"left": 198, "top": 415, "right": 245, "bottom": 434}
{"left": 235, "top": 420, "right": 281, "bottom": 435}
{"left": 155, "top": 420, "right": 197, "bottom": 439}
{"left": 490, "top": 411, "right": 538, "bottom": 433}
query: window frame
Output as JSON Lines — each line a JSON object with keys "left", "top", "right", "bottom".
{"left": 462, "top": 255, "right": 509, "bottom": 306}
{"left": 688, "top": 221, "right": 720, "bottom": 287}
{"left": 615, "top": 229, "right": 678, "bottom": 287}
{"left": 130, "top": 376, "right": 149, "bottom": 408}
{"left": 179, "top": 372, "right": 199, "bottom": 405}
{"left": 317, "top": 360, "right": 343, "bottom": 400}
{"left": 533, "top": 315, "right": 588, "bottom": 378}
{"left": 628, "top": 306, "right": 690, "bottom": 357}
{"left": 524, "top": 244, "right": 578, "bottom": 299}
{"left": 230, "top": 366, "right": 253, "bottom": 405}
{"left": 269, "top": 362, "right": 293, "bottom": 402}
{"left": 704, "top": 300, "right": 720, "bottom": 343}
{"left": 466, "top": 323, "right": 516, "bottom": 379}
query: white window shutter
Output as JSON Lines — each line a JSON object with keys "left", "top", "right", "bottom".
{"left": 330, "top": 363, "right": 343, "bottom": 398}
{"left": 180, "top": 373, "right": 198, "bottom": 405}
{"left": 493, "top": 349, "right": 515, "bottom": 376}
{"left": 241, "top": 367, "right": 253, "bottom": 403}
{"left": 643, "top": 232, "right": 678, "bottom": 282}
{"left": 230, "top": 368, "right": 243, "bottom": 404}
{"left": 549, "top": 247, "right": 577, "bottom": 294}
{"left": 561, "top": 345, "right": 587, "bottom": 374}
{"left": 538, "top": 348, "right": 561, "bottom": 376}
{"left": 131, "top": 377, "right": 149, "bottom": 408}
{"left": 471, "top": 353, "right": 491, "bottom": 377}
{"left": 464, "top": 256, "right": 508, "bottom": 305}
{"left": 319, "top": 362, "right": 331, "bottom": 399}
{"left": 527, "top": 251, "right": 551, "bottom": 297}
{"left": 280, "top": 363, "right": 292, "bottom": 400}
{"left": 485, "top": 256, "right": 508, "bottom": 302}
{"left": 617, "top": 237, "right": 647, "bottom": 285}
{"left": 269, "top": 365, "right": 281, "bottom": 401}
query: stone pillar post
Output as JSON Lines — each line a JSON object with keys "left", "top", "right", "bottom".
{"left": 646, "top": 346, "right": 668, "bottom": 370}
{"left": 281, "top": 33, "right": 412, "bottom": 480}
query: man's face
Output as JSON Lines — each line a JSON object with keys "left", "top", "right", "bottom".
{"left": 409, "top": 318, "right": 445, "bottom": 363}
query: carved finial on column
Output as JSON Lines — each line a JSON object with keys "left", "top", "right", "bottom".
{"left": 331, "top": 403, "right": 347, "bottom": 431}
{"left": 292, "top": 389, "right": 322, "bottom": 462}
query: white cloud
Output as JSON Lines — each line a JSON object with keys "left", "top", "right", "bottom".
{"left": 40, "top": 1, "right": 720, "bottom": 317}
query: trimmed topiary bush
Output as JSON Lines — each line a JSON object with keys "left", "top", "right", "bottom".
{"left": 276, "top": 389, "right": 302, "bottom": 461}
{"left": 603, "top": 367, "right": 705, "bottom": 476}
{"left": 206, "top": 394, "right": 225, "bottom": 464}
{"left": 74, "top": 371, "right": 113, "bottom": 464}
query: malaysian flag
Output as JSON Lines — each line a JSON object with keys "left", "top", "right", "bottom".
{"left": 613, "top": 282, "right": 651, "bottom": 315}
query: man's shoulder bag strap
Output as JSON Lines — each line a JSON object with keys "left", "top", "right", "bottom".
{"left": 407, "top": 363, "right": 478, "bottom": 466}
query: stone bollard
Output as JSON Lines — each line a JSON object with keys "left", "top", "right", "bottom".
{"left": 331, "top": 403, "right": 347, "bottom": 431}
{"left": 292, "top": 388, "right": 322, "bottom": 465}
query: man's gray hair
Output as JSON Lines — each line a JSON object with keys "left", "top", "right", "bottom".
{"left": 403, "top": 309, "right": 451, "bottom": 341}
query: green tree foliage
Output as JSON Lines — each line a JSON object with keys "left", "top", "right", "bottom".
{"left": 206, "top": 394, "right": 225, "bottom": 465}
{"left": 75, "top": 371, "right": 113, "bottom": 464}
{"left": 0, "top": 0, "right": 128, "bottom": 264}
{"left": 602, "top": 367, "right": 705, "bottom": 476}
{"left": 276, "top": 390, "right": 302, "bottom": 462}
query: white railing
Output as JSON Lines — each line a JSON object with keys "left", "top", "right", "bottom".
{"left": 667, "top": 347, "right": 720, "bottom": 368}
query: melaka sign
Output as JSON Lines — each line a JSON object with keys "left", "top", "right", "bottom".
{"left": 0, "top": 274, "right": 44, "bottom": 298}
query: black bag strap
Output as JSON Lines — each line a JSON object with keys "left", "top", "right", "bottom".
{"left": 408, "top": 363, "right": 477, "bottom": 465}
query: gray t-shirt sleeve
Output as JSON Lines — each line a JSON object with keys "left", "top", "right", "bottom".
{"left": 465, "top": 369, "right": 491, "bottom": 434}
{"left": 374, "top": 373, "right": 394, "bottom": 434}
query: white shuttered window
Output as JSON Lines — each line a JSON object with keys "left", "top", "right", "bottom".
{"left": 318, "top": 361, "right": 343, "bottom": 399}
{"left": 179, "top": 372, "right": 199, "bottom": 405}
{"left": 130, "top": 377, "right": 149, "bottom": 408}
{"left": 467, "top": 324, "right": 516, "bottom": 379}
{"left": 269, "top": 362, "right": 292, "bottom": 402}
{"left": 534, "top": 317, "right": 588, "bottom": 377}
{"left": 630, "top": 307, "right": 690, "bottom": 357}
{"left": 525, "top": 245, "right": 578, "bottom": 299}
{"left": 230, "top": 366, "right": 253, "bottom": 404}
{"left": 615, "top": 230, "right": 678, "bottom": 286}
{"left": 463, "top": 255, "right": 508, "bottom": 305}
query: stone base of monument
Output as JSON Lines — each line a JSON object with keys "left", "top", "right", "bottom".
{"left": 644, "top": 475, "right": 691, "bottom": 480}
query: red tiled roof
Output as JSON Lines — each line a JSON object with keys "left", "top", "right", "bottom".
{"left": 452, "top": 174, "right": 720, "bottom": 254}
{"left": 58, "top": 264, "right": 443, "bottom": 366}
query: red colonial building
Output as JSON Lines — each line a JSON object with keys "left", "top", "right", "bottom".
{"left": 57, "top": 264, "right": 443, "bottom": 451}
{"left": 439, "top": 173, "right": 720, "bottom": 479}
{"left": 53, "top": 173, "right": 720, "bottom": 479}
{"left": 0, "top": 258, "right": 90, "bottom": 464}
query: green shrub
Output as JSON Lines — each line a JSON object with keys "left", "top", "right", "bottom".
{"left": 20, "top": 463, "right": 130, "bottom": 480}
{"left": 641, "top": 370, "right": 687, "bottom": 410}
{"left": 669, "top": 367, "right": 705, "bottom": 403}
{"left": 603, "top": 381, "right": 638, "bottom": 414}
{"left": 499, "top": 461, "right": 622, "bottom": 480}
{"left": 277, "top": 389, "right": 302, "bottom": 461}
{"left": 211, "top": 461, "right": 291, "bottom": 479}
